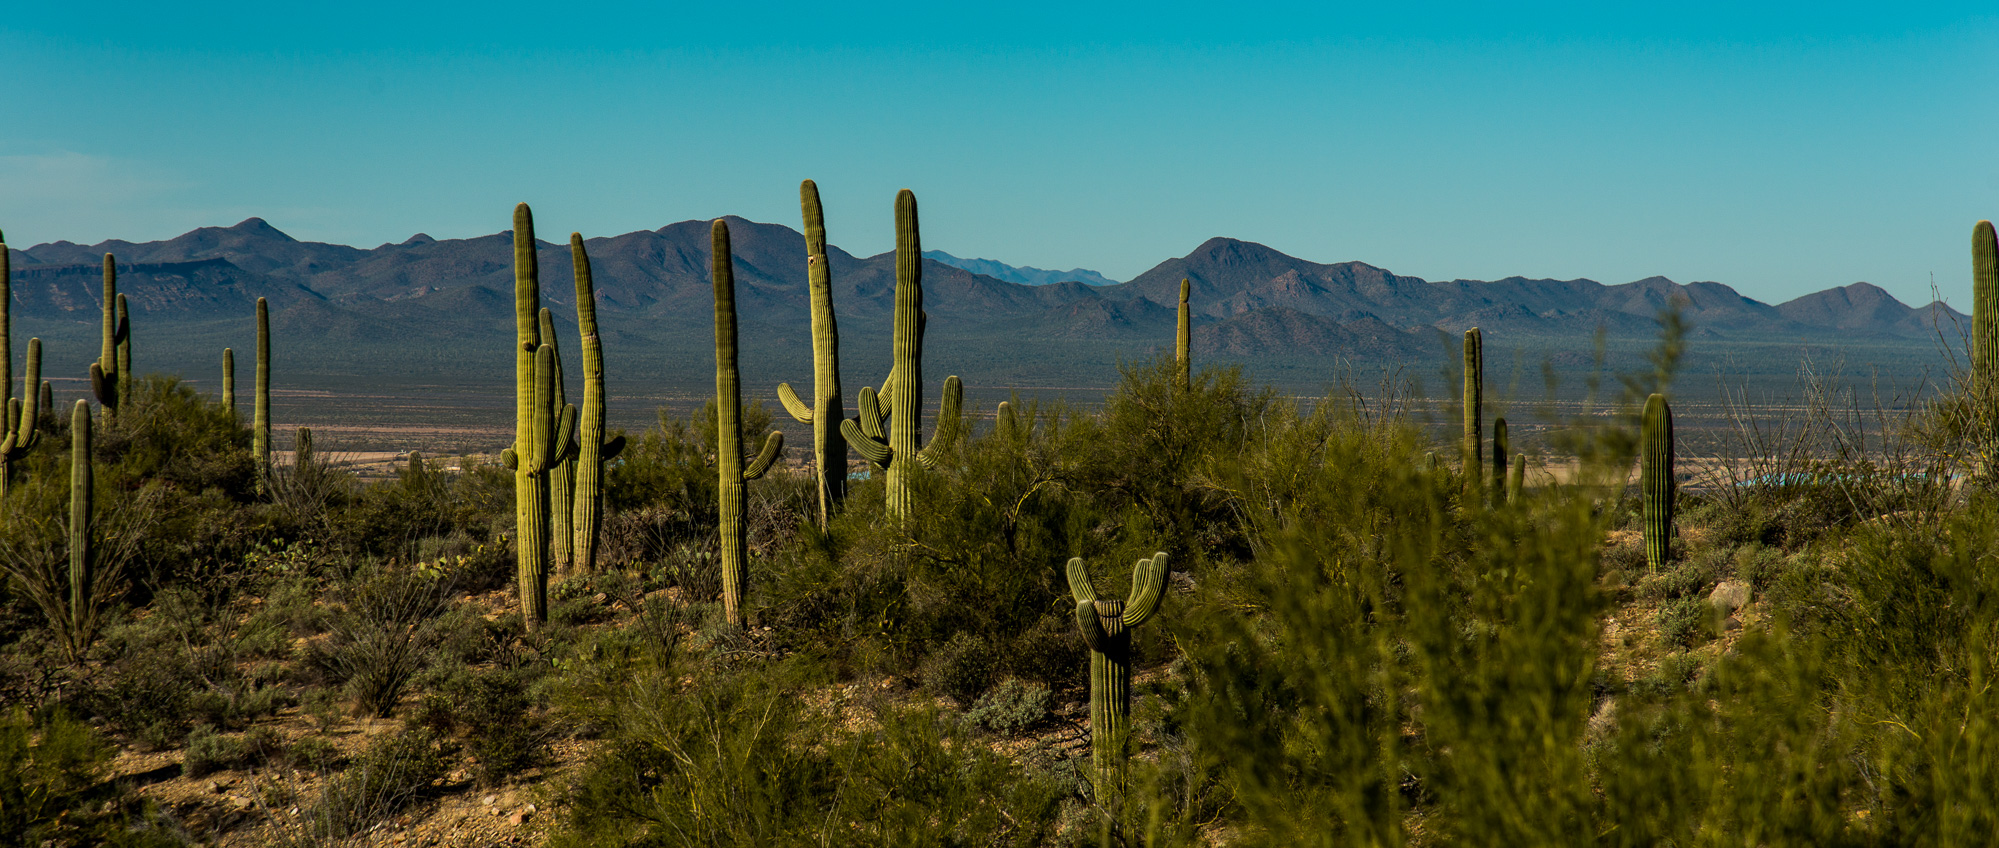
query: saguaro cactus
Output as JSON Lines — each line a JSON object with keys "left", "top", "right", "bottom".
{"left": 1974, "top": 220, "right": 1998, "bottom": 474}
{"left": 68, "top": 399, "right": 92, "bottom": 659}
{"left": 1642, "top": 393, "right": 1675, "bottom": 569}
{"left": 504, "top": 204, "right": 576, "bottom": 629}
{"left": 839, "top": 190, "right": 963, "bottom": 521}
{"left": 254, "top": 298, "right": 272, "bottom": 487}
{"left": 775, "top": 180, "right": 849, "bottom": 529}
{"left": 295, "top": 427, "right": 314, "bottom": 472}
{"left": 1508, "top": 453, "right": 1526, "bottom": 503}
{"left": 116, "top": 295, "right": 131, "bottom": 409}
{"left": 222, "top": 348, "right": 235, "bottom": 417}
{"left": 569, "top": 234, "right": 624, "bottom": 573}
{"left": 1, "top": 338, "right": 43, "bottom": 497}
{"left": 539, "top": 308, "right": 578, "bottom": 576}
{"left": 1176, "top": 278, "right": 1191, "bottom": 389}
{"left": 90, "top": 256, "right": 128, "bottom": 419}
{"left": 1462, "top": 328, "right": 1483, "bottom": 495}
{"left": 712, "top": 220, "right": 784, "bottom": 629}
{"left": 1068, "top": 552, "right": 1171, "bottom": 790}
{"left": 1492, "top": 416, "right": 1509, "bottom": 504}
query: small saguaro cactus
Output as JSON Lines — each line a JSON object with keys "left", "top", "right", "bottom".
{"left": 1974, "top": 220, "right": 1998, "bottom": 474}
{"left": 1, "top": 338, "right": 43, "bottom": 497}
{"left": 1492, "top": 417, "right": 1509, "bottom": 504}
{"left": 295, "top": 427, "right": 314, "bottom": 472}
{"left": 90, "top": 256, "right": 129, "bottom": 419}
{"left": 222, "top": 348, "right": 235, "bottom": 418}
{"left": 1175, "top": 278, "right": 1191, "bottom": 389}
{"left": 775, "top": 180, "right": 849, "bottom": 529}
{"left": 569, "top": 233, "right": 624, "bottom": 574}
{"left": 254, "top": 298, "right": 272, "bottom": 487}
{"left": 68, "top": 399, "right": 93, "bottom": 660}
{"left": 504, "top": 203, "right": 577, "bottom": 630}
{"left": 539, "top": 308, "right": 578, "bottom": 576}
{"left": 838, "top": 190, "right": 963, "bottom": 521}
{"left": 1068, "top": 552, "right": 1171, "bottom": 790}
{"left": 712, "top": 219, "right": 784, "bottom": 629}
{"left": 1462, "top": 328, "right": 1483, "bottom": 494}
{"left": 1641, "top": 393, "right": 1675, "bottom": 569}
{"left": 1507, "top": 453, "right": 1526, "bottom": 503}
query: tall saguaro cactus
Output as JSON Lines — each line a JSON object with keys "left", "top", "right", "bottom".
{"left": 539, "top": 309, "right": 578, "bottom": 576}
{"left": 222, "top": 348, "right": 235, "bottom": 418}
{"left": 254, "top": 298, "right": 272, "bottom": 487}
{"left": 1492, "top": 416, "right": 1509, "bottom": 504}
{"left": 68, "top": 399, "right": 93, "bottom": 660}
{"left": 775, "top": 180, "right": 848, "bottom": 529}
{"left": 712, "top": 219, "right": 785, "bottom": 629}
{"left": 1068, "top": 552, "right": 1171, "bottom": 790}
{"left": 1641, "top": 393, "right": 1675, "bottom": 570}
{"left": 1508, "top": 453, "right": 1526, "bottom": 503}
{"left": 839, "top": 190, "right": 963, "bottom": 521}
{"left": 1, "top": 338, "right": 43, "bottom": 497}
{"left": 1462, "top": 328, "right": 1483, "bottom": 495}
{"left": 1175, "top": 278, "right": 1191, "bottom": 389}
{"left": 90, "top": 256, "right": 128, "bottom": 419}
{"left": 569, "top": 234, "right": 624, "bottom": 573}
{"left": 505, "top": 204, "right": 577, "bottom": 629}
{"left": 1974, "top": 220, "right": 1998, "bottom": 475}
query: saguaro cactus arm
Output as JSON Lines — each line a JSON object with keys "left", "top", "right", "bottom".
{"left": 1641, "top": 393, "right": 1675, "bottom": 569}
{"left": 1122, "top": 552, "right": 1169, "bottom": 628}
{"left": 743, "top": 431, "right": 784, "bottom": 480}
{"left": 1066, "top": 557, "right": 1112, "bottom": 653}
{"left": 776, "top": 383, "right": 814, "bottom": 423}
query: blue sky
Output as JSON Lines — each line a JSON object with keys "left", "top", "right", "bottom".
{"left": 2, "top": 3, "right": 1994, "bottom": 306}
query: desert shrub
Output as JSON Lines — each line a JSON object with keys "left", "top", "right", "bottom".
{"left": 920, "top": 631, "right": 997, "bottom": 705}
{"left": 284, "top": 736, "right": 346, "bottom": 773}
{"left": 0, "top": 708, "right": 187, "bottom": 846}
{"left": 606, "top": 408, "right": 717, "bottom": 518}
{"left": 964, "top": 679, "right": 1051, "bottom": 734}
{"left": 182, "top": 725, "right": 282, "bottom": 777}
{"left": 341, "top": 453, "right": 462, "bottom": 559}
{"left": 1656, "top": 598, "right": 1712, "bottom": 649}
{"left": 303, "top": 568, "right": 453, "bottom": 717}
{"left": 308, "top": 728, "right": 448, "bottom": 839}
{"left": 1635, "top": 553, "right": 1718, "bottom": 602}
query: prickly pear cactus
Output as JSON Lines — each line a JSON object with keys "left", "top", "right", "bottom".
{"left": 775, "top": 180, "right": 849, "bottom": 529}
{"left": 838, "top": 190, "right": 962, "bottom": 521}
{"left": 1067, "top": 552, "right": 1170, "bottom": 791}
{"left": 712, "top": 219, "right": 784, "bottom": 628}
{"left": 1642, "top": 393, "right": 1674, "bottom": 569}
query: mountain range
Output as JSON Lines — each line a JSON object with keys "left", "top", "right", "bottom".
{"left": 2, "top": 217, "right": 1964, "bottom": 388}
{"left": 922, "top": 251, "right": 1119, "bottom": 287}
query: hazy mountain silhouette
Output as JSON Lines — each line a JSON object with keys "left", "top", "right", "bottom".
{"left": 923, "top": 251, "right": 1118, "bottom": 287}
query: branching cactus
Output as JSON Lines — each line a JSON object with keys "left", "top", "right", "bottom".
{"left": 1492, "top": 416, "right": 1509, "bottom": 504}
{"left": 1462, "top": 328, "right": 1483, "bottom": 495}
{"left": 1975, "top": 220, "right": 1998, "bottom": 475}
{"left": 90, "top": 256, "right": 127, "bottom": 419}
{"left": 569, "top": 233, "right": 624, "bottom": 574}
{"left": 775, "top": 180, "right": 848, "bottom": 529}
{"left": 1068, "top": 552, "right": 1171, "bottom": 791}
{"left": 838, "top": 190, "right": 963, "bottom": 521}
{"left": 503, "top": 204, "right": 577, "bottom": 629}
{"left": 116, "top": 295, "right": 131, "bottom": 410}
{"left": 254, "top": 298, "right": 272, "bottom": 488}
{"left": 1, "top": 338, "right": 42, "bottom": 497}
{"left": 222, "top": 348, "right": 235, "bottom": 418}
{"left": 712, "top": 219, "right": 784, "bottom": 628}
{"left": 1175, "top": 278, "right": 1191, "bottom": 390}
{"left": 1642, "top": 393, "right": 1675, "bottom": 569}
{"left": 539, "top": 308, "right": 578, "bottom": 576}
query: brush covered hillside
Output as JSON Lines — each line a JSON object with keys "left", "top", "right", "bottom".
{"left": 4, "top": 218, "right": 1965, "bottom": 402}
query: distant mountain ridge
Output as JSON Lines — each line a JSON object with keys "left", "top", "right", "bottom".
{"left": 4, "top": 218, "right": 1964, "bottom": 370}
{"left": 922, "top": 250, "right": 1119, "bottom": 287}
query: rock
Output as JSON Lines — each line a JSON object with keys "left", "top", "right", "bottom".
{"left": 482, "top": 794, "right": 500, "bottom": 807}
{"left": 1708, "top": 580, "right": 1751, "bottom": 615}
{"left": 592, "top": 592, "right": 609, "bottom": 605}
{"left": 509, "top": 804, "right": 537, "bottom": 826}
{"left": 1722, "top": 616, "right": 1743, "bottom": 632}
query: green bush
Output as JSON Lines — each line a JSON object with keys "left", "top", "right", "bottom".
{"left": 309, "top": 727, "right": 448, "bottom": 839}
{"left": 303, "top": 568, "right": 453, "bottom": 717}
{"left": 1656, "top": 597, "right": 1712, "bottom": 649}
{"left": 964, "top": 679, "right": 1051, "bottom": 734}
{"left": 0, "top": 709, "right": 186, "bottom": 846}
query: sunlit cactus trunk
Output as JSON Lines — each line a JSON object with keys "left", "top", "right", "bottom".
{"left": 1642, "top": 393, "right": 1675, "bottom": 570}
{"left": 540, "top": 309, "right": 577, "bottom": 577}
{"left": 68, "top": 399, "right": 92, "bottom": 660}
{"left": 1492, "top": 417, "right": 1509, "bottom": 504}
{"left": 1067, "top": 552, "right": 1170, "bottom": 792}
{"left": 839, "top": 190, "right": 963, "bottom": 522}
{"left": 1462, "top": 328, "right": 1483, "bottom": 499}
{"left": 569, "top": 234, "right": 624, "bottom": 573}
{"left": 0, "top": 338, "right": 41, "bottom": 499}
{"left": 776, "top": 180, "right": 848, "bottom": 529}
{"left": 1508, "top": 453, "right": 1526, "bottom": 503}
{"left": 1176, "top": 278, "right": 1191, "bottom": 390}
{"left": 222, "top": 348, "right": 235, "bottom": 418}
{"left": 712, "top": 220, "right": 783, "bottom": 628}
{"left": 1974, "top": 220, "right": 1998, "bottom": 478}
{"left": 91, "top": 256, "right": 122, "bottom": 420}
